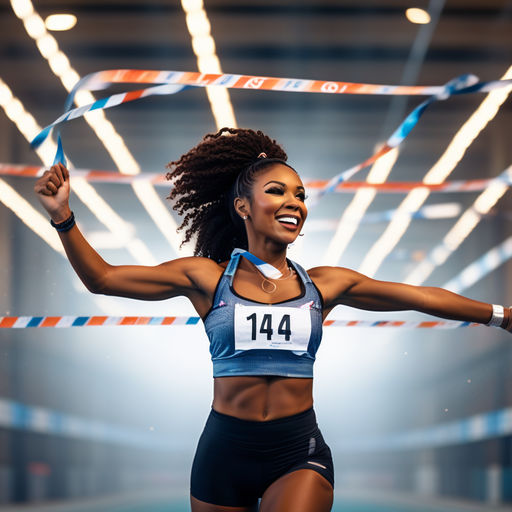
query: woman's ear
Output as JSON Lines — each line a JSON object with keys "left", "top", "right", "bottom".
{"left": 234, "top": 197, "right": 250, "bottom": 219}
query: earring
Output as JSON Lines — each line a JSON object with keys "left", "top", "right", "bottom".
{"left": 298, "top": 233, "right": 304, "bottom": 237}
{"left": 242, "top": 215, "right": 248, "bottom": 220}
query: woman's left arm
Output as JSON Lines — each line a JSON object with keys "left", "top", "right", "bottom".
{"left": 310, "top": 266, "right": 511, "bottom": 331}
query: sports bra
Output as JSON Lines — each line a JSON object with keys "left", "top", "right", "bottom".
{"left": 203, "top": 251, "right": 324, "bottom": 378}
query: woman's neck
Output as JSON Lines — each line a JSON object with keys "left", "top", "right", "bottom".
{"left": 244, "top": 244, "right": 288, "bottom": 273}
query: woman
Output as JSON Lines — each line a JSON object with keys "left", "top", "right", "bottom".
{"left": 35, "top": 127, "right": 510, "bottom": 512}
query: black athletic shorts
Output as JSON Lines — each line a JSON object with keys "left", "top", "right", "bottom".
{"left": 190, "top": 406, "right": 334, "bottom": 507}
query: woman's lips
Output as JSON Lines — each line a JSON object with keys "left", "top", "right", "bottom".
{"left": 277, "top": 219, "right": 299, "bottom": 231}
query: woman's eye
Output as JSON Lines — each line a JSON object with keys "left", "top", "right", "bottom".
{"left": 265, "top": 187, "right": 284, "bottom": 195}
{"left": 265, "top": 187, "right": 307, "bottom": 201}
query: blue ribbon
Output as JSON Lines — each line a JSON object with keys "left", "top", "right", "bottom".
{"left": 231, "top": 248, "right": 283, "bottom": 279}
{"left": 31, "top": 82, "right": 188, "bottom": 165}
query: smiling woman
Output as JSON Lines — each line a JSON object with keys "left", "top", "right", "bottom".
{"left": 34, "top": 127, "right": 511, "bottom": 512}
{"left": 234, "top": 165, "right": 307, "bottom": 242}
{"left": 166, "top": 127, "right": 296, "bottom": 263}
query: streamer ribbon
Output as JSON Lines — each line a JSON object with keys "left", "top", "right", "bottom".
{"left": 32, "top": 83, "right": 188, "bottom": 166}
{"left": 4, "top": 163, "right": 511, "bottom": 193}
{"left": 30, "top": 69, "right": 512, "bottom": 192}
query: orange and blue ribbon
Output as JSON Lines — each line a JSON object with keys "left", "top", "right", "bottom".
{"left": 0, "top": 315, "right": 479, "bottom": 329}
{"left": 30, "top": 69, "right": 512, "bottom": 193}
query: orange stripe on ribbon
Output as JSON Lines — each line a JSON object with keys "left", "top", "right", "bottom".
{"left": 88, "top": 316, "right": 108, "bottom": 326}
{"left": 0, "top": 317, "right": 17, "bottom": 328}
{"left": 120, "top": 317, "right": 138, "bottom": 325}
{"left": 124, "top": 89, "right": 145, "bottom": 102}
{"left": 418, "top": 321, "right": 440, "bottom": 328}
{"left": 40, "top": 317, "right": 61, "bottom": 327}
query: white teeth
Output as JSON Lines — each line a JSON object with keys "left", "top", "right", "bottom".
{"left": 277, "top": 216, "right": 298, "bottom": 225}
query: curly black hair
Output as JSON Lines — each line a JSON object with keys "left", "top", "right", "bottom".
{"left": 166, "top": 127, "right": 294, "bottom": 262}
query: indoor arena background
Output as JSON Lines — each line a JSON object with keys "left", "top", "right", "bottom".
{"left": 1, "top": 0, "right": 512, "bottom": 510}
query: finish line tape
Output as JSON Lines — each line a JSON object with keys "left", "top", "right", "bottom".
{"left": 0, "top": 316, "right": 480, "bottom": 329}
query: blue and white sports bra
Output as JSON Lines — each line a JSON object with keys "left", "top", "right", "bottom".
{"left": 203, "top": 251, "right": 324, "bottom": 378}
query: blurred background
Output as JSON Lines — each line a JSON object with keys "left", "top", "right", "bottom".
{"left": 1, "top": 0, "right": 512, "bottom": 510}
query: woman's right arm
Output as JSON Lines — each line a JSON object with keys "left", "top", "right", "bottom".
{"left": 34, "top": 163, "right": 202, "bottom": 300}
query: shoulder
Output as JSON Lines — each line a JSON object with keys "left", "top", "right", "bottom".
{"left": 159, "top": 256, "right": 220, "bottom": 271}
{"left": 306, "top": 265, "right": 365, "bottom": 307}
{"left": 159, "top": 256, "right": 225, "bottom": 286}
{"left": 306, "top": 265, "right": 359, "bottom": 283}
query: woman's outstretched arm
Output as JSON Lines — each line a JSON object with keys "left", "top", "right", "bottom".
{"left": 310, "top": 266, "right": 511, "bottom": 330}
{"left": 34, "top": 163, "right": 208, "bottom": 300}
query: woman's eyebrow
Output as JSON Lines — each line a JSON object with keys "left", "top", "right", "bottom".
{"left": 264, "top": 180, "right": 305, "bottom": 190}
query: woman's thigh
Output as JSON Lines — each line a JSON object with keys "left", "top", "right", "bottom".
{"left": 259, "top": 469, "right": 334, "bottom": 512}
{"left": 190, "top": 495, "right": 259, "bottom": 512}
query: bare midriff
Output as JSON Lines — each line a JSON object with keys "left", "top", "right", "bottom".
{"left": 212, "top": 375, "right": 314, "bottom": 421}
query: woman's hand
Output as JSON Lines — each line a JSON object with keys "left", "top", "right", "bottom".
{"left": 34, "top": 162, "right": 71, "bottom": 223}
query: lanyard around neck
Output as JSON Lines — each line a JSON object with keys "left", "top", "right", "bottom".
{"left": 231, "top": 249, "right": 283, "bottom": 279}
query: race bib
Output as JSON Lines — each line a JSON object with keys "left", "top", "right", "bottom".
{"left": 234, "top": 304, "right": 311, "bottom": 352}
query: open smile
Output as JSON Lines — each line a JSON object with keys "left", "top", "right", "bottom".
{"left": 276, "top": 215, "right": 300, "bottom": 231}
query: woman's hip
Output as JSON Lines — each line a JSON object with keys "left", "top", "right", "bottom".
{"left": 190, "top": 406, "right": 334, "bottom": 507}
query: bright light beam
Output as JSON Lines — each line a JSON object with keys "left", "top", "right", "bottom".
{"left": 0, "top": 73, "right": 156, "bottom": 264}
{"left": 359, "top": 65, "right": 512, "bottom": 277}
{"left": 181, "top": 0, "right": 237, "bottom": 129}
{"left": 442, "top": 235, "right": 512, "bottom": 294}
{"left": 323, "top": 148, "right": 399, "bottom": 265}
{"left": 11, "top": 0, "right": 191, "bottom": 259}
{"left": 405, "top": 165, "right": 512, "bottom": 285}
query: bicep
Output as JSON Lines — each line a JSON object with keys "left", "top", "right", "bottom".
{"left": 341, "top": 274, "right": 427, "bottom": 311}
{"left": 314, "top": 266, "right": 492, "bottom": 323}
{"left": 94, "top": 257, "right": 200, "bottom": 300}
{"left": 316, "top": 266, "right": 427, "bottom": 312}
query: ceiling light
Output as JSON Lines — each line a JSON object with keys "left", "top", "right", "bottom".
{"left": 406, "top": 8, "right": 431, "bottom": 24}
{"left": 10, "top": 0, "right": 33, "bottom": 18}
{"left": 44, "top": 14, "right": 77, "bottom": 31}
{"left": 181, "top": 0, "right": 236, "bottom": 129}
{"left": 36, "top": 34, "right": 58, "bottom": 58}
{"left": 25, "top": 13, "right": 45, "bottom": 38}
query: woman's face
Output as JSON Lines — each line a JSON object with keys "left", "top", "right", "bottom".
{"left": 237, "top": 163, "right": 308, "bottom": 246}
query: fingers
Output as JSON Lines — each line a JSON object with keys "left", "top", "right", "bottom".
{"left": 35, "top": 171, "right": 58, "bottom": 196}
{"left": 54, "top": 162, "right": 68, "bottom": 183}
{"left": 35, "top": 164, "right": 69, "bottom": 196}
{"left": 36, "top": 185, "right": 53, "bottom": 196}
{"left": 48, "top": 164, "right": 64, "bottom": 188}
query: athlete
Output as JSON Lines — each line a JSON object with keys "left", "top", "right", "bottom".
{"left": 34, "top": 128, "right": 511, "bottom": 512}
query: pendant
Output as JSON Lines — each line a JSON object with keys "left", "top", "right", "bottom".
{"left": 261, "top": 279, "right": 277, "bottom": 294}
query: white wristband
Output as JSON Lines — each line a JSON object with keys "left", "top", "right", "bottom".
{"left": 487, "top": 304, "right": 505, "bottom": 327}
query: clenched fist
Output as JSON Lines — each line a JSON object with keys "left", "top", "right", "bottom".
{"left": 34, "top": 163, "right": 71, "bottom": 223}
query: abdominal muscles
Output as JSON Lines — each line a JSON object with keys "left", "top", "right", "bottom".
{"left": 212, "top": 375, "right": 314, "bottom": 421}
